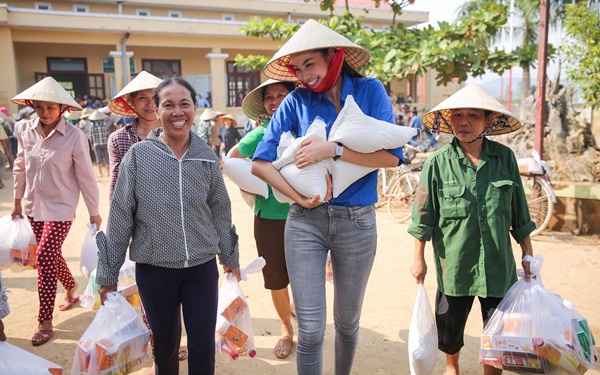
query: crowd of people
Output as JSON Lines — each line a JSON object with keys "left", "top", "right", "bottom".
{"left": 0, "top": 18, "right": 538, "bottom": 375}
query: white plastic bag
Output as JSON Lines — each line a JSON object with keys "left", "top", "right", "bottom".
{"left": 72, "top": 292, "right": 150, "bottom": 375}
{"left": 81, "top": 259, "right": 139, "bottom": 311}
{"left": 480, "top": 254, "right": 597, "bottom": 374}
{"left": 215, "top": 257, "right": 266, "bottom": 360}
{"left": 408, "top": 283, "right": 438, "bottom": 375}
{"left": 0, "top": 340, "right": 63, "bottom": 374}
{"left": 0, "top": 217, "right": 38, "bottom": 273}
{"left": 80, "top": 223, "right": 99, "bottom": 279}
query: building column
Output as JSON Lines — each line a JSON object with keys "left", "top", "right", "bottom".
{"left": 206, "top": 49, "right": 229, "bottom": 111}
{"left": 0, "top": 25, "right": 19, "bottom": 113}
{"left": 110, "top": 50, "right": 133, "bottom": 93}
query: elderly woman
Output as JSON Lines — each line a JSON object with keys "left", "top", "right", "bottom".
{"left": 408, "top": 83, "right": 536, "bottom": 375}
{"left": 227, "top": 79, "right": 296, "bottom": 359}
{"left": 97, "top": 77, "right": 240, "bottom": 375}
{"left": 11, "top": 76, "right": 102, "bottom": 346}
{"left": 107, "top": 71, "right": 162, "bottom": 200}
{"left": 251, "top": 19, "right": 404, "bottom": 374}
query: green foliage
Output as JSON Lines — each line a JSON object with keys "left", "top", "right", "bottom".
{"left": 561, "top": 3, "right": 600, "bottom": 107}
{"left": 235, "top": 2, "right": 531, "bottom": 84}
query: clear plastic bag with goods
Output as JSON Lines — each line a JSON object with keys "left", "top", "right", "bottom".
{"left": 80, "top": 223, "right": 99, "bottom": 279}
{"left": 81, "top": 257, "right": 140, "bottom": 310}
{"left": 480, "top": 254, "right": 597, "bottom": 374}
{"left": 215, "top": 257, "right": 266, "bottom": 360}
{"left": 0, "top": 216, "right": 38, "bottom": 272}
{"left": 408, "top": 283, "right": 438, "bottom": 375}
{"left": 0, "top": 340, "right": 63, "bottom": 374}
{"left": 71, "top": 292, "right": 150, "bottom": 375}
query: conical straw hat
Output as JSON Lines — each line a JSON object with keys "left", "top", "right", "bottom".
{"left": 242, "top": 79, "right": 295, "bottom": 121}
{"left": 11, "top": 77, "right": 82, "bottom": 110}
{"left": 89, "top": 109, "right": 108, "bottom": 121}
{"left": 264, "top": 19, "right": 371, "bottom": 81}
{"left": 200, "top": 108, "right": 218, "bottom": 121}
{"left": 65, "top": 110, "right": 82, "bottom": 121}
{"left": 108, "top": 71, "right": 162, "bottom": 116}
{"left": 80, "top": 107, "right": 94, "bottom": 119}
{"left": 221, "top": 114, "right": 238, "bottom": 126}
{"left": 422, "top": 83, "right": 521, "bottom": 136}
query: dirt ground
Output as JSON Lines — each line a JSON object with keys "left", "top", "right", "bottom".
{"left": 0, "top": 172, "right": 598, "bottom": 375}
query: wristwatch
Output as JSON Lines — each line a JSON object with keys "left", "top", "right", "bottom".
{"left": 333, "top": 142, "right": 344, "bottom": 161}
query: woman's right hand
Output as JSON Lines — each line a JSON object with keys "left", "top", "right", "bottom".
{"left": 98, "top": 285, "right": 118, "bottom": 305}
{"left": 410, "top": 258, "right": 427, "bottom": 284}
{"left": 11, "top": 199, "right": 23, "bottom": 220}
{"left": 298, "top": 173, "right": 333, "bottom": 209}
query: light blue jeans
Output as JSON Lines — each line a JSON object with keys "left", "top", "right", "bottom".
{"left": 285, "top": 203, "right": 377, "bottom": 375}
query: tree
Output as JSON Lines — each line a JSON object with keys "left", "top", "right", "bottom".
{"left": 562, "top": 3, "right": 600, "bottom": 108}
{"left": 235, "top": 2, "right": 520, "bottom": 86}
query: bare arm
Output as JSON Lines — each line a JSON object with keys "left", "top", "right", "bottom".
{"left": 296, "top": 139, "right": 399, "bottom": 169}
{"left": 251, "top": 159, "right": 330, "bottom": 208}
{"left": 227, "top": 144, "right": 243, "bottom": 159}
{"left": 410, "top": 238, "right": 427, "bottom": 284}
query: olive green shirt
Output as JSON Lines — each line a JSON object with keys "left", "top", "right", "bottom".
{"left": 408, "top": 138, "right": 535, "bottom": 298}
{"left": 238, "top": 121, "right": 290, "bottom": 220}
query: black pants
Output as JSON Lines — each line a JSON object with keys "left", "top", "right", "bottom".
{"left": 136, "top": 259, "right": 219, "bottom": 375}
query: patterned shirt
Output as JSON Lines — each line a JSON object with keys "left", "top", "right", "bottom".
{"left": 0, "top": 273, "right": 9, "bottom": 320}
{"left": 197, "top": 119, "right": 213, "bottom": 144}
{"left": 96, "top": 128, "right": 240, "bottom": 286}
{"left": 90, "top": 120, "right": 109, "bottom": 147}
{"left": 107, "top": 119, "right": 139, "bottom": 201}
{"left": 408, "top": 138, "right": 535, "bottom": 298}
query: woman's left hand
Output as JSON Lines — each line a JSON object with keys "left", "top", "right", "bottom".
{"left": 90, "top": 215, "right": 102, "bottom": 230}
{"left": 296, "top": 139, "right": 335, "bottom": 169}
{"left": 223, "top": 266, "right": 242, "bottom": 281}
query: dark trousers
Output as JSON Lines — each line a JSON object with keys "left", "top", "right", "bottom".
{"left": 136, "top": 259, "right": 219, "bottom": 375}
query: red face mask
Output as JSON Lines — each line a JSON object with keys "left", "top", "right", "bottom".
{"left": 287, "top": 48, "right": 346, "bottom": 94}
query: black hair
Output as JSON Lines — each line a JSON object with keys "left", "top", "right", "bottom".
{"left": 262, "top": 82, "right": 296, "bottom": 100}
{"left": 153, "top": 76, "right": 197, "bottom": 108}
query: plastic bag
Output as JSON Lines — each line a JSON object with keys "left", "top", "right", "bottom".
{"left": 0, "top": 340, "right": 63, "bottom": 374}
{"left": 81, "top": 259, "right": 140, "bottom": 311}
{"left": 80, "top": 223, "right": 99, "bottom": 279}
{"left": 215, "top": 257, "right": 265, "bottom": 360}
{"left": 72, "top": 292, "right": 150, "bottom": 375}
{"left": 408, "top": 283, "right": 438, "bottom": 375}
{"left": 480, "top": 254, "right": 597, "bottom": 374}
{"left": 0, "top": 216, "right": 38, "bottom": 272}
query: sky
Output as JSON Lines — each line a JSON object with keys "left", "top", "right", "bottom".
{"left": 403, "top": 0, "right": 563, "bottom": 86}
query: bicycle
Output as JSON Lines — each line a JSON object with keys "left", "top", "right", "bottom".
{"left": 376, "top": 163, "right": 421, "bottom": 223}
{"left": 518, "top": 153, "right": 557, "bottom": 237}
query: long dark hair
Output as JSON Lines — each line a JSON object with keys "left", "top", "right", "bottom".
{"left": 317, "top": 48, "right": 365, "bottom": 79}
{"left": 153, "top": 76, "right": 197, "bottom": 107}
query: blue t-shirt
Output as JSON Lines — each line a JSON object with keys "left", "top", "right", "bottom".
{"left": 253, "top": 72, "right": 404, "bottom": 206}
{"left": 409, "top": 115, "right": 423, "bottom": 130}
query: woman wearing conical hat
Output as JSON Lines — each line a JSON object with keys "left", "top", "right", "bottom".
{"left": 408, "top": 83, "right": 535, "bottom": 375}
{"left": 89, "top": 109, "right": 110, "bottom": 177}
{"left": 251, "top": 19, "right": 405, "bottom": 374}
{"left": 228, "top": 78, "right": 296, "bottom": 359}
{"left": 10, "top": 76, "right": 102, "bottom": 346}
{"left": 107, "top": 71, "right": 162, "bottom": 199}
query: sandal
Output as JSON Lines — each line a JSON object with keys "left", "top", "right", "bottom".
{"left": 178, "top": 348, "right": 188, "bottom": 361}
{"left": 274, "top": 336, "right": 293, "bottom": 359}
{"left": 58, "top": 295, "right": 80, "bottom": 311}
{"left": 32, "top": 328, "right": 53, "bottom": 346}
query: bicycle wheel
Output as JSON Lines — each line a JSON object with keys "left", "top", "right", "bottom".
{"left": 375, "top": 168, "right": 396, "bottom": 209}
{"left": 387, "top": 171, "right": 420, "bottom": 223}
{"left": 522, "top": 175, "right": 554, "bottom": 237}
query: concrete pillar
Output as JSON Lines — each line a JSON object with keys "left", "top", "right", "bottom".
{"left": 206, "top": 49, "right": 229, "bottom": 111}
{"left": 110, "top": 50, "right": 133, "bottom": 93}
{"left": 0, "top": 25, "right": 19, "bottom": 113}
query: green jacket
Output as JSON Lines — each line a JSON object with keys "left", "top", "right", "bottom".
{"left": 408, "top": 137, "right": 535, "bottom": 298}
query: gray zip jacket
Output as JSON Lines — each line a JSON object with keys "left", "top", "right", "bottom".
{"left": 96, "top": 128, "right": 239, "bottom": 286}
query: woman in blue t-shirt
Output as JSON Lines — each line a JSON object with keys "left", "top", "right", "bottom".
{"left": 252, "top": 19, "right": 404, "bottom": 375}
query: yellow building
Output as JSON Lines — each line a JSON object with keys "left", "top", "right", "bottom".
{"left": 0, "top": 0, "right": 460, "bottom": 120}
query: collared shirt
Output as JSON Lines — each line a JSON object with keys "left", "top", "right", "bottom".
{"left": 408, "top": 138, "right": 535, "bottom": 298}
{"left": 90, "top": 120, "right": 109, "bottom": 147}
{"left": 238, "top": 121, "right": 290, "bottom": 220}
{"left": 253, "top": 72, "right": 404, "bottom": 206}
{"left": 107, "top": 119, "right": 139, "bottom": 200}
{"left": 13, "top": 118, "right": 100, "bottom": 221}
{"left": 96, "top": 129, "right": 240, "bottom": 286}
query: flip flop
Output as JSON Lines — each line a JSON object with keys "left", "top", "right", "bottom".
{"left": 178, "top": 348, "right": 188, "bottom": 361}
{"left": 58, "top": 295, "right": 80, "bottom": 311}
{"left": 274, "top": 336, "right": 293, "bottom": 359}
{"left": 32, "top": 328, "right": 53, "bottom": 346}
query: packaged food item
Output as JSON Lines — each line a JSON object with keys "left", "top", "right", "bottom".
{"left": 10, "top": 243, "right": 38, "bottom": 270}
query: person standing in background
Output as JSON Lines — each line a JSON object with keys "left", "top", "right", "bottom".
{"left": 218, "top": 114, "right": 241, "bottom": 156}
{"left": 11, "top": 76, "right": 101, "bottom": 346}
{"left": 0, "top": 119, "right": 10, "bottom": 188}
{"left": 89, "top": 110, "right": 110, "bottom": 178}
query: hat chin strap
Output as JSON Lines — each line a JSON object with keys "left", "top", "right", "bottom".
{"left": 25, "top": 100, "right": 71, "bottom": 117}
{"left": 287, "top": 48, "right": 345, "bottom": 94}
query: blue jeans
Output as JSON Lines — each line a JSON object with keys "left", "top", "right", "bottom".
{"left": 285, "top": 204, "right": 377, "bottom": 375}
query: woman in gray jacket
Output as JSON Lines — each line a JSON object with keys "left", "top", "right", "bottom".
{"left": 97, "top": 77, "right": 240, "bottom": 375}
